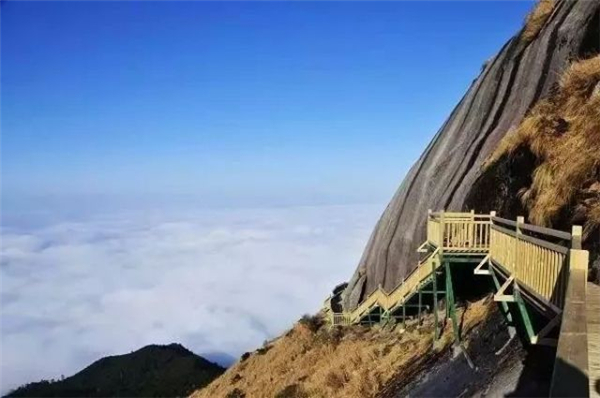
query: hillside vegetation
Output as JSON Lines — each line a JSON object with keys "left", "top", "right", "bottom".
{"left": 4, "top": 344, "right": 224, "bottom": 398}
{"left": 484, "top": 55, "right": 600, "bottom": 256}
{"left": 521, "top": 0, "right": 555, "bottom": 43}
{"left": 192, "top": 297, "right": 495, "bottom": 398}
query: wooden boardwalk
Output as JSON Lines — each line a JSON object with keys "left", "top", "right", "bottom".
{"left": 588, "top": 282, "right": 600, "bottom": 398}
{"left": 323, "top": 210, "right": 595, "bottom": 396}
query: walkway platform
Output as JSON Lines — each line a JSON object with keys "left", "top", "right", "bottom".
{"left": 323, "top": 210, "right": 595, "bottom": 397}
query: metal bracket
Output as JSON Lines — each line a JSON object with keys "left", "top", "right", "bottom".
{"left": 474, "top": 255, "right": 491, "bottom": 275}
{"left": 494, "top": 276, "right": 516, "bottom": 302}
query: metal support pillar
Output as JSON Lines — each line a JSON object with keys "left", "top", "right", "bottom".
{"left": 418, "top": 288, "right": 422, "bottom": 326}
{"left": 445, "top": 260, "right": 460, "bottom": 342}
{"left": 515, "top": 288, "right": 536, "bottom": 342}
{"left": 489, "top": 267, "right": 513, "bottom": 323}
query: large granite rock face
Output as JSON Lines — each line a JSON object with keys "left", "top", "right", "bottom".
{"left": 342, "top": 0, "right": 600, "bottom": 310}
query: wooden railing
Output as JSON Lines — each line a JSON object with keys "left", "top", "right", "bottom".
{"left": 324, "top": 210, "right": 592, "bottom": 395}
{"left": 428, "top": 211, "right": 491, "bottom": 252}
{"left": 427, "top": 213, "right": 441, "bottom": 247}
{"left": 330, "top": 312, "right": 353, "bottom": 326}
{"left": 489, "top": 216, "right": 577, "bottom": 309}
{"left": 327, "top": 210, "right": 586, "bottom": 325}
{"left": 330, "top": 248, "right": 441, "bottom": 325}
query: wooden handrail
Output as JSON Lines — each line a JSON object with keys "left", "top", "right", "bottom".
{"left": 492, "top": 216, "right": 517, "bottom": 227}
{"left": 520, "top": 223, "right": 572, "bottom": 240}
{"left": 327, "top": 210, "right": 587, "bottom": 327}
{"left": 325, "top": 210, "right": 591, "bottom": 398}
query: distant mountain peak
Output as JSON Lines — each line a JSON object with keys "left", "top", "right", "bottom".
{"left": 4, "top": 343, "right": 225, "bottom": 398}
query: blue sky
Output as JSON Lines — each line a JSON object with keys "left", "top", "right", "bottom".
{"left": 1, "top": 1, "right": 534, "bottom": 210}
{"left": 1, "top": 1, "right": 538, "bottom": 391}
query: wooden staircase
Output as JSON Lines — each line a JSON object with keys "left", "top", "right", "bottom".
{"left": 323, "top": 210, "right": 595, "bottom": 397}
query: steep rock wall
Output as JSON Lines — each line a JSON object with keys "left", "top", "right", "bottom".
{"left": 343, "top": 0, "right": 600, "bottom": 310}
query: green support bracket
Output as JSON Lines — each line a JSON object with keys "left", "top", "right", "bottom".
{"left": 489, "top": 267, "right": 513, "bottom": 323}
{"left": 445, "top": 261, "right": 460, "bottom": 342}
{"left": 514, "top": 288, "right": 536, "bottom": 343}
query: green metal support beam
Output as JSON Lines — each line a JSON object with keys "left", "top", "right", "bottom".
{"left": 445, "top": 272, "right": 450, "bottom": 320}
{"left": 445, "top": 261, "right": 460, "bottom": 342}
{"left": 432, "top": 257, "right": 440, "bottom": 340}
{"left": 515, "top": 288, "right": 536, "bottom": 342}
{"left": 418, "top": 289, "right": 422, "bottom": 326}
{"left": 489, "top": 267, "right": 514, "bottom": 323}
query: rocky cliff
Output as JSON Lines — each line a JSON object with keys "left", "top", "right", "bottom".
{"left": 343, "top": 0, "right": 600, "bottom": 310}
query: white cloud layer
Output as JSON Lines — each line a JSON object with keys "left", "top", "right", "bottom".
{"left": 0, "top": 204, "right": 379, "bottom": 393}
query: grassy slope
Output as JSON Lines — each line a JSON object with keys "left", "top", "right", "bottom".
{"left": 520, "top": 0, "right": 555, "bottom": 43}
{"left": 5, "top": 344, "right": 224, "bottom": 398}
{"left": 485, "top": 55, "right": 600, "bottom": 236}
{"left": 191, "top": 297, "right": 495, "bottom": 398}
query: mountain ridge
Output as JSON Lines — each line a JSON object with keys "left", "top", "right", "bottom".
{"left": 4, "top": 343, "right": 225, "bottom": 398}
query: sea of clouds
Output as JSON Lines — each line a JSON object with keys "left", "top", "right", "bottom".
{"left": 0, "top": 203, "right": 380, "bottom": 393}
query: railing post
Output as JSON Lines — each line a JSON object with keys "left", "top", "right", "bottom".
{"left": 515, "top": 216, "right": 524, "bottom": 278}
{"left": 571, "top": 225, "right": 582, "bottom": 250}
{"left": 439, "top": 210, "right": 445, "bottom": 253}
{"left": 569, "top": 225, "right": 586, "bottom": 293}
{"left": 551, "top": 242, "right": 589, "bottom": 397}
{"left": 470, "top": 209, "right": 475, "bottom": 249}
{"left": 489, "top": 211, "right": 496, "bottom": 250}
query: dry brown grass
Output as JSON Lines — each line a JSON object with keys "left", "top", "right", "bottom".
{"left": 484, "top": 55, "right": 600, "bottom": 239}
{"left": 521, "top": 0, "right": 555, "bottom": 43}
{"left": 190, "top": 297, "right": 495, "bottom": 398}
